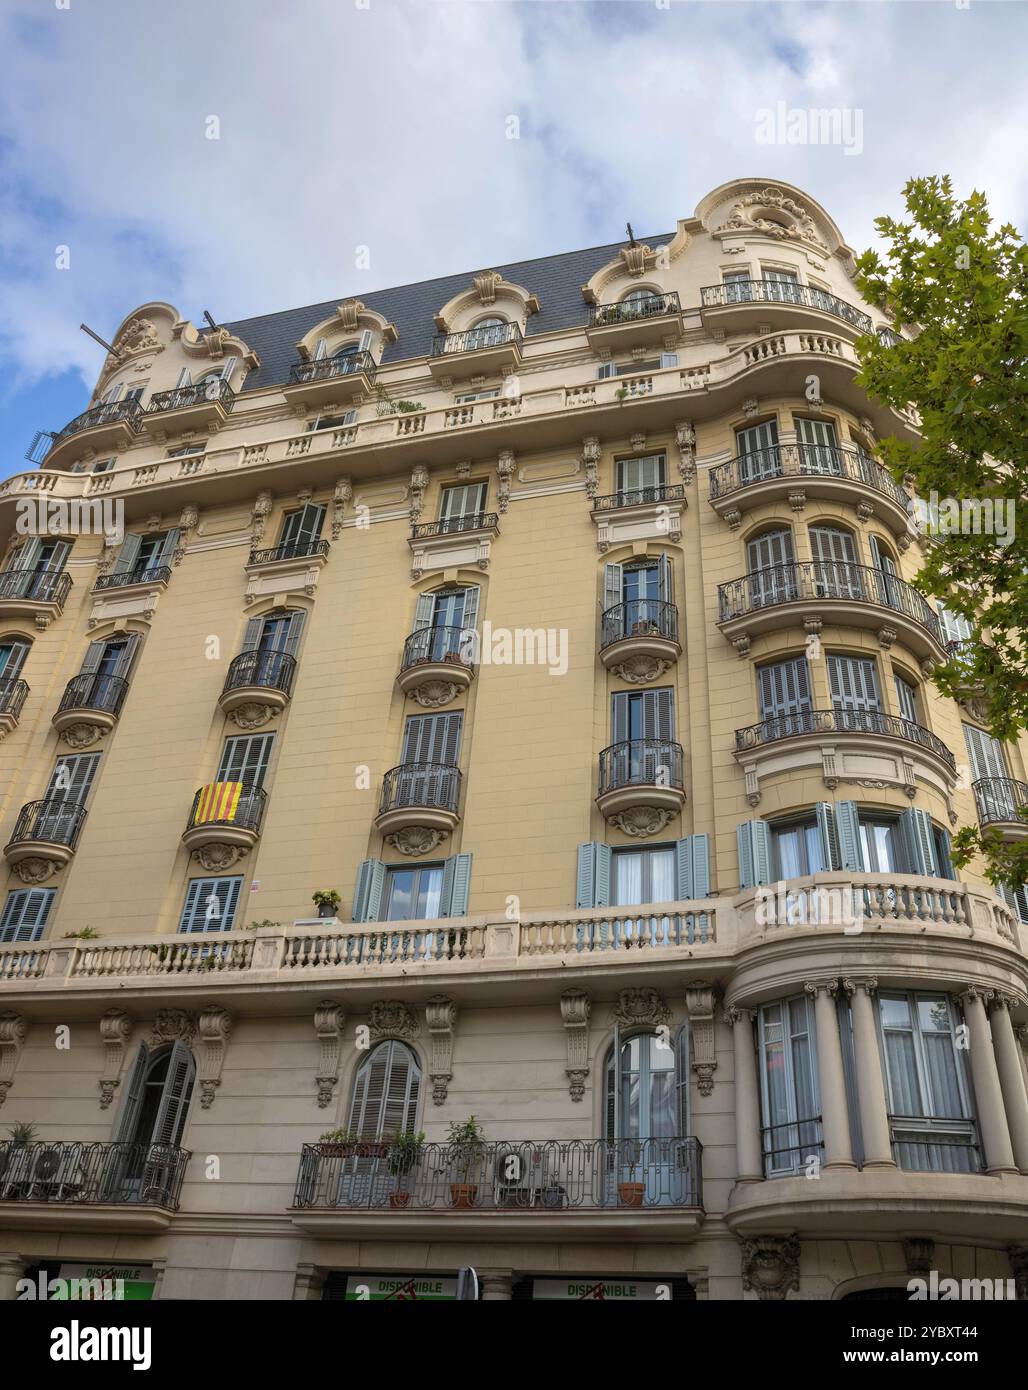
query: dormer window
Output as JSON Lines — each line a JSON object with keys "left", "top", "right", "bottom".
{"left": 464, "top": 317, "right": 508, "bottom": 351}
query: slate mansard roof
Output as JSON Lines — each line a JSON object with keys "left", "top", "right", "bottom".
{"left": 221, "top": 232, "right": 674, "bottom": 394}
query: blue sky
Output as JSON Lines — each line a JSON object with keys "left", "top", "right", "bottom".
{"left": 1, "top": 0, "right": 1026, "bottom": 478}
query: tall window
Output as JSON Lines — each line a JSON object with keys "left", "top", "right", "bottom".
{"left": 770, "top": 819, "right": 827, "bottom": 878}
{"left": 217, "top": 733, "right": 274, "bottom": 790}
{"left": 439, "top": 482, "right": 487, "bottom": 526}
{"left": 5, "top": 537, "right": 71, "bottom": 600}
{"left": 877, "top": 993, "right": 978, "bottom": 1173}
{"left": 758, "top": 996, "right": 822, "bottom": 1176}
{"left": 757, "top": 657, "right": 812, "bottom": 730}
{"left": 0, "top": 637, "right": 30, "bottom": 682}
{"left": 278, "top": 502, "right": 325, "bottom": 554}
{"left": 809, "top": 525, "right": 861, "bottom": 599}
{"left": 612, "top": 846, "right": 675, "bottom": 906}
{"left": 761, "top": 266, "right": 802, "bottom": 304}
{"left": 383, "top": 865, "right": 443, "bottom": 921}
{"left": 735, "top": 420, "right": 780, "bottom": 483}
{"left": 411, "top": 586, "right": 480, "bottom": 661}
{"left": 615, "top": 453, "right": 666, "bottom": 498}
{"left": 963, "top": 722, "right": 1014, "bottom": 821}
{"left": 894, "top": 674, "right": 919, "bottom": 724}
{"left": 795, "top": 417, "right": 840, "bottom": 474}
{"left": 722, "top": 269, "right": 752, "bottom": 303}
{"left": 239, "top": 610, "right": 305, "bottom": 686}
{"left": 116, "top": 1041, "right": 196, "bottom": 1151}
{"left": 465, "top": 317, "right": 507, "bottom": 349}
{"left": 746, "top": 528, "right": 796, "bottom": 607}
{"left": 348, "top": 1040, "right": 422, "bottom": 1138}
{"left": 827, "top": 654, "right": 881, "bottom": 731}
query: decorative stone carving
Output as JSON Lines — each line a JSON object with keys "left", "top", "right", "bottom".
{"left": 409, "top": 680, "right": 461, "bottom": 709}
{"left": 858, "top": 417, "right": 877, "bottom": 443}
{"left": 151, "top": 1010, "right": 196, "bottom": 1049}
{"left": 227, "top": 701, "right": 277, "bottom": 730}
{"left": 560, "top": 990, "right": 591, "bottom": 1102}
{"left": 855, "top": 501, "right": 874, "bottom": 523}
{"left": 409, "top": 465, "right": 429, "bottom": 524}
{"left": 877, "top": 627, "right": 897, "bottom": 650}
{"left": 896, "top": 531, "right": 912, "bottom": 554}
{"left": 336, "top": 298, "right": 364, "bottom": 332}
{"left": 455, "top": 461, "right": 472, "bottom": 479}
{"left": 673, "top": 421, "right": 696, "bottom": 485}
{"left": 369, "top": 1001, "right": 420, "bottom": 1042}
{"left": 425, "top": 996, "right": 457, "bottom": 1105}
{"left": 473, "top": 270, "right": 503, "bottom": 304}
{"left": 197, "top": 1006, "right": 233, "bottom": 1109}
{"left": 803, "top": 617, "right": 823, "bottom": 636}
{"left": 12, "top": 857, "right": 62, "bottom": 885}
{"left": 98, "top": 1010, "right": 133, "bottom": 1110}
{"left": 175, "top": 505, "right": 199, "bottom": 565}
{"left": 684, "top": 983, "right": 718, "bottom": 1097}
{"left": 250, "top": 491, "right": 273, "bottom": 547}
{"left": 59, "top": 721, "right": 108, "bottom": 750}
{"left": 903, "top": 1237, "right": 935, "bottom": 1275}
{"left": 496, "top": 449, "right": 515, "bottom": 513}
{"left": 192, "top": 843, "right": 250, "bottom": 873}
{"left": 384, "top": 827, "right": 449, "bottom": 857}
{"left": 115, "top": 317, "right": 161, "bottom": 354}
{"left": 920, "top": 659, "right": 937, "bottom": 680}
{"left": 0, "top": 1014, "right": 27, "bottom": 1107}
{"left": 740, "top": 1236, "right": 801, "bottom": 1301}
{"left": 612, "top": 988, "right": 670, "bottom": 1030}
{"left": 332, "top": 477, "right": 352, "bottom": 539}
{"left": 611, "top": 655, "right": 672, "bottom": 685}
{"left": 733, "top": 634, "right": 751, "bottom": 658}
{"left": 629, "top": 433, "right": 646, "bottom": 452}
{"left": 581, "top": 437, "right": 600, "bottom": 499}
{"left": 741, "top": 397, "right": 760, "bottom": 418}
{"left": 607, "top": 806, "right": 676, "bottom": 838}
{"left": 724, "top": 508, "right": 742, "bottom": 531}
{"left": 314, "top": 1002, "right": 345, "bottom": 1108}
{"left": 716, "top": 187, "right": 828, "bottom": 254}
{"left": 788, "top": 490, "right": 806, "bottom": 512}
{"left": 619, "top": 243, "right": 657, "bottom": 278}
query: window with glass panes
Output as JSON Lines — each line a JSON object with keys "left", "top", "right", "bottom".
{"left": 615, "top": 453, "right": 666, "bottom": 496}
{"left": 439, "top": 482, "right": 487, "bottom": 524}
{"left": 383, "top": 864, "right": 444, "bottom": 921}
{"left": 894, "top": 674, "right": 919, "bottom": 724}
{"left": 612, "top": 846, "right": 675, "bottom": 906}
{"left": 770, "top": 819, "right": 828, "bottom": 878}
{"left": 758, "top": 995, "right": 822, "bottom": 1176}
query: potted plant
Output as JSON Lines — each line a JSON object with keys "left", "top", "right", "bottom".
{"left": 618, "top": 1141, "right": 645, "bottom": 1207}
{"left": 387, "top": 1129, "right": 425, "bottom": 1208}
{"left": 446, "top": 1116, "right": 486, "bottom": 1208}
{"left": 318, "top": 1127, "right": 357, "bottom": 1158}
{"left": 8, "top": 1122, "right": 37, "bottom": 1147}
{"left": 312, "top": 890, "right": 341, "bottom": 920}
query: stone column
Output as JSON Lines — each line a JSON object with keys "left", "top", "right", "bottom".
{"left": 725, "top": 1006, "right": 762, "bottom": 1182}
{"left": 845, "top": 977, "right": 895, "bottom": 1168}
{"left": 478, "top": 1268, "right": 513, "bottom": 1300}
{"left": 806, "top": 981, "right": 855, "bottom": 1170}
{"left": 960, "top": 988, "right": 1017, "bottom": 1174}
{"left": 0, "top": 1253, "right": 25, "bottom": 1300}
{"left": 989, "top": 998, "right": 1028, "bottom": 1174}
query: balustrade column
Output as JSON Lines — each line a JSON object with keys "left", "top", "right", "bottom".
{"left": 806, "top": 981, "right": 855, "bottom": 1170}
{"left": 726, "top": 1006, "right": 762, "bottom": 1183}
{"left": 959, "top": 988, "right": 1017, "bottom": 1174}
{"left": 845, "top": 977, "right": 895, "bottom": 1168}
{"left": 989, "top": 997, "right": 1028, "bottom": 1174}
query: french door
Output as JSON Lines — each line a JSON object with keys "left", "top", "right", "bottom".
{"left": 606, "top": 1032, "right": 685, "bottom": 1205}
{"left": 758, "top": 996, "right": 821, "bottom": 1176}
{"left": 870, "top": 535, "right": 902, "bottom": 610}
{"left": 827, "top": 654, "right": 882, "bottom": 733}
{"left": 746, "top": 528, "right": 797, "bottom": 607}
{"left": 762, "top": 267, "right": 802, "bottom": 304}
{"left": 810, "top": 526, "right": 863, "bottom": 600}
{"left": 396, "top": 712, "right": 463, "bottom": 807}
{"left": 758, "top": 657, "right": 813, "bottom": 736}
{"left": 334, "top": 1040, "right": 422, "bottom": 1205}
{"left": 963, "top": 723, "right": 1014, "bottom": 820}
{"left": 217, "top": 733, "right": 274, "bottom": 790}
{"left": 412, "top": 587, "right": 480, "bottom": 661}
{"left": 795, "top": 417, "right": 841, "bottom": 475}
{"left": 736, "top": 420, "right": 781, "bottom": 484}
{"left": 38, "top": 753, "right": 100, "bottom": 842}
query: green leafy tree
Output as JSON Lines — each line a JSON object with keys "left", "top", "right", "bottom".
{"left": 854, "top": 176, "right": 1028, "bottom": 888}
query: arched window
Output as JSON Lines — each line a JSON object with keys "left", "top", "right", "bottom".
{"left": 809, "top": 524, "right": 862, "bottom": 599}
{"left": 0, "top": 635, "right": 31, "bottom": 683}
{"left": 348, "top": 1039, "right": 422, "bottom": 1139}
{"left": 116, "top": 1040, "right": 196, "bottom": 1151}
{"left": 745, "top": 527, "right": 796, "bottom": 607}
{"left": 465, "top": 316, "right": 507, "bottom": 350}
{"left": 619, "top": 287, "right": 662, "bottom": 318}
{"left": 602, "top": 1028, "right": 692, "bottom": 1207}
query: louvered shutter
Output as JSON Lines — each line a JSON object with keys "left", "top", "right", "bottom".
{"left": 111, "top": 633, "right": 141, "bottom": 680}
{"left": 151, "top": 1041, "right": 195, "bottom": 1146}
{"left": 8, "top": 539, "right": 41, "bottom": 572}
{"left": 815, "top": 802, "right": 839, "bottom": 871}
{"left": 828, "top": 655, "right": 881, "bottom": 714}
{"left": 611, "top": 692, "right": 631, "bottom": 745}
{"left": 113, "top": 1043, "right": 149, "bottom": 1142}
{"left": 675, "top": 835, "right": 710, "bottom": 898}
{"left": 657, "top": 553, "right": 673, "bottom": 604}
{"left": 281, "top": 611, "right": 306, "bottom": 658}
{"left": 217, "top": 733, "right": 274, "bottom": 789}
{"left": 758, "top": 658, "right": 811, "bottom": 720}
{"left": 440, "top": 853, "right": 472, "bottom": 917}
{"left": 241, "top": 617, "right": 264, "bottom": 653}
{"left": 0, "top": 888, "right": 55, "bottom": 943}
{"left": 603, "top": 563, "right": 623, "bottom": 612}
{"left": 833, "top": 802, "right": 864, "bottom": 871}
{"left": 401, "top": 712, "right": 462, "bottom": 766}
{"left": 458, "top": 586, "right": 479, "bottom": 634}
{"left": 413, "top": 593, "right": 436, "bottom": 631}
{"left": 178, "top": 876, "right": 242, "bottom": 934}
{"left": 104, "top": 384, "right": 123, "bottom": 403}
{"left": 641, "top": 687, "right": 674, "bottom": 740}
{"left": 963, "top": 724, "right": 1007, "bottom": 781}
{"left": 47, "top": 753, "right": 100, "bottom": 803}
{"left": 899, "top": 807, "right": 939, "bottom": 876}
{"left": 676, "top": 1025, "right": 691, "bottom": 1134}
{"left": 352, "top": 859, "right": 386, "bottom": 923}
{"left": 79, "top": 641, "right": 106, "bottom": 676}
{"left": 219, "top": 355, "right": 238, "bottom": 382}
{"left": 747, "top": 528, "right": 794, "bottom": 571}
{"left": 0, "top": 640, "right": 29, "bottom": 680}
{"left": 156, "top": 528, "right": 180, "bottom": 568}
{"left": 935, "top": 827, "right": 956, "bottom": 880}
{"left": 350, "top": 1041, "right": 421, "bottom": 1139}
{"left": 112, "top": 533, "right": 142, "bottom": 576}
{"left": 576, "top": 843, "right": 612, "bottom": 908}
{"left": 737, "top": 821, "right": 772, "bottom": 889}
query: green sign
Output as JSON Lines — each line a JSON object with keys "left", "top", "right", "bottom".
{"left": 53, "top": 1263, "right": 156, "bottom": 1301}
{"left": 344, "top": 1274, "right": 457, "bottom": 1301}
{"left": 532, "top": 1278, "right": 669, "bottom": 1300}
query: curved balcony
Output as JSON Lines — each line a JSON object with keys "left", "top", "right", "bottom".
{"left": 284, "top": 351, "right": 376, "bottom": 407}
{"left": 429, "top": 322, "right": 522, "bottom": 381}
{"left": 219, "top": 650, "right": 297, "bottom": 721}
{"left": 375, "top": 762, "right": 462, "bottom": 848}
{"left": 596, "top": 738, "right": 686, "bottom": 836}
{"left": 181, "top": 782, "right": 267, "bottom": 863}
{"left": 42, "top": 398, "right": 144, "bottom": 469}
{"left": 600, "top": 599, "right": 681, "bottom": 682}
{"left": 397, "top": 626, "right": 475, "bottom": 705}
{"left": 52, "top": 672, "right": 129, "bottom": 743}
{"left": 0, "top": 678, "right": 28, "bottom": 737}
{"left": 586, "top": 291, "right": 685, "bottom": 351}
{"left": 700, "top": 280, "right": 872, "bottom": 337}
{"left": 972, "top": 777, "right": 1028, "bottom": 842}
{"left": 0, "top": 567, "right": 71, "bottom": 625}
{"left": 717, "top": 561, "right": 946, "bottom": 664}
{"left": 708, "top": 443, "right": 910, "bottom": 536}
{"left": 143, "top": 377, "right": 235, "bottom": 433}
{"left": 4, "top": 798, "right": 87, "bottom": 874}
{"left": 733, "top": 709, "right": 957, "bottom": 804}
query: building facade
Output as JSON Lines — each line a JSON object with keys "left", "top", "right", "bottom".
{"left": 0, "top": 177, "right": 1026, "bottom": 1302}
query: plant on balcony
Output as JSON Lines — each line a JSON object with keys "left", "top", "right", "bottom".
{"left": 8, "top": 1122, "right": 38, "bottom": 1146}
{"left": 374, "top": 385, "right": 424, "bottom": 417}
{"left": 614, "top": 386, "right": 629, "bottom": 402}
{"left": 617, "top": 1140, "right": 645, "bottom": 1208}
{"left": 445, "top": 1115, "right": 486, "bottom": 1208}
{"left": 630, "top": 620, "right": 660, "bottom": 637}
{"left": 318, "top": 1127, "right": 390, "bottom": 1159}
{"left": 312, "top": 890, "right": 341, "bottom": 919}
{"left": 387, "top": 1129, "right": 425, "bottom": 1208}
{"left": 62, "top": 926, "right": 100, "bottom": 939}
{"left": 245, "top": 919, "right": 282, "bottom": 930}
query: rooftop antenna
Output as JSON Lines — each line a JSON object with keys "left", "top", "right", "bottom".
{"left": 202, "top": 310, "right": 219, "bottom": 332}
{"left": 79, "top": 323, "right": 121, "bottom": 360}
{"left": 626, "top": 222, "right": 637, "bottom": 247}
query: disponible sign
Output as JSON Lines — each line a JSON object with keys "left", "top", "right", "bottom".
{"left": 533, "top": 1278, "right": 670, "bottom": 1300}
{"left": 51, "top": 1264, "right": 155, "bottom": 1301}
{"left": 344, "top": 1274, "right": 457, "bottom": 1301}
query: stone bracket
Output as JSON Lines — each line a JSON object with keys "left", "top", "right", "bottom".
{"left": 560, "top": 990, "right": 591, "bottom": 1102}
{"left": 0, "top": 1014, "right": 27, "bottom": 1108}
{"left": 198, "top": 1005, "right": 233, "bottom": 1110}
{"left": 425, "top": 996, "right": 457, "bottom": 1106}
{"left": 314, "top": 1001, "right": 345, "bottom": 1109}
{"left": 684, "top": 983, "right": 718, "bottom": 1096}
{"left": 98, "top": 1009, "right": 133, "bottom": 1110}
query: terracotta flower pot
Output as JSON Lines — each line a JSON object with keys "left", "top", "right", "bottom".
{"left": 449, "top": 1183, "right": 478, "bottom": 1209}
{"left": 389, "top": 1190, "right": 411, "bottom": 1209}
{"left": 618, "top": 1181, "right": 645, "bottom": 1208}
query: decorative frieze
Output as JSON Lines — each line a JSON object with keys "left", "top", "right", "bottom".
{"left": 369, "top": 1001, "right": 420, "bottom": 1042}
{"left": 740, "top": 1235, "right": 801, "bottom": 1301}
{"left": 560, "top": 990, "right": 591, "bottom": 1102}
{"left": 151, "top": 1009, "right": 196, "bottom": 1050}
{"left": 612, "top": 988, "right": 669, "bottom": 1030}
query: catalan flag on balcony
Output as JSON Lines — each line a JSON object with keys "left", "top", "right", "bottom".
{"left": 193, "top": 781, "right": 243, "bottom": 825}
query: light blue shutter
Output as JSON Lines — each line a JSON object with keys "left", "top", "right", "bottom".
{"left": 113, "top": 1042, "right": 149, "bottom": 1142}
{"left": 899, "top": 807, "right": 939, "bottom": 876}
{"left": 0, "top": 888, "right": 56, "bottom": 943}
{"left": 815, "top": 802, "right": 839, "bottom": 871}
{"left": 576, "top": 843, "right": 611, "bottom": 908}
{"left": 113, "top": 533, "right": 142, "bottom": 575}
{"left": 112, "top": 632, "right": 141, "bottom": 680}
{"left": 441, "top": 853, "right": 472, "bottom": 917}
{"left": 79, "top": 640, "right": 106, "bottom": 675}
{"left": 178, "top": 877, "right": 242, "bottom": 933}
{"left": 352, "top": 859, "right": 386, "bottom": 923}
{"left": 675, "top": 835, "right": 709, "bottom": 899}
{"left": 834, "top": 802, "right": 864, "bottom": 871}
{"left": 9, "top": 539, "right": 41, "bottom": 572}
{"left": 157, "top": 528, "right": 180, "bottom": 568}
{"left": 935, "top": 826, "right": 955, "bottom": 880}
{"left": 241, "top": 617, "right": 264, "bottom": 653}
{"left": 737, "top": 821, "right": 772, "bottom": 889}
{"left": 282, "top": 611, "right": 306, "bottom": 659}
{"left": 603, "top": 563, "right": 623, "bottom": 612}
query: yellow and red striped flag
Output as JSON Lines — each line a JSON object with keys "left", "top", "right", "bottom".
{"left": 193, "top": 781, "right": 243, "bottom": 825}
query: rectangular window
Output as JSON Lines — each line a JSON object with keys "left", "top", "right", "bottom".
{"left": 178, "top": 877, "right": 243, "bottom": 934}
{"left": 454, "top": 388, "right": 500, "bottom": 403}
{"left": 722, "top": 269, "right": 752, "bottom": 303}
{"left": 735, "top": 419, "right": 780, "bottom": 483}
{"left": 757, "top": 657, "right": 812, "bottom": 726}
{"left": 894, "top": 674, "right": 918, "bottom": 724}
{"left": 279, "top": 503, "right": 326, "bottom": 549}
{"left": 761, "top": 266, "right": 802, "bottom": 304}
{"left": 611, "top": 687, "right": 675, "bottom": 743}
{"left": 166, "top": 444, "right": 206, "bottom": 458}
{"left": 439, "top": 483, "right": 487, "bottom": 523}
{"left": 217, "top": 733, "right": 274, "bottom": 790}
{"left": 611, "top": 846, "right": 675, "bottom": 906}
{"left": 306, "top": 411, "right": 356, "bottom": 432}
{"left": 46, "top": 753, "right": 101, "bottom": 804}
{"left": 858, "top": 816, "right": 900, "bottom": 873}
{"left": 615, "top": 453, "right": 666, "bottom": 496}
{"left": 771, "top": 819, "right": 826, "bottom": 878}
{"left": 795, "top": 417, "right": 841, "bottom": 474}
{"left": 383, "top": 865, "right": 443, "bottom": 921}
{"left": 937, "top": 602, "right": 972, "bottom": 645}
{"left": 877, "top": 992, "right": 978, "bottom": 1173}
{"left": 92, "top": 458, "right": 116, "bottom": 473}
{"left": 758, "top": 995, "right": 822, "bottom": 1176}
{"left": 827, "top": 654, "right": 881, "bottom": 729}
{"left": 0, "top": 888, "right": 56, "bottom": 943}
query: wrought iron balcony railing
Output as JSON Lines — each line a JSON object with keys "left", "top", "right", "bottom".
{"left": 57, "top": 672, "right": 129, "bottom": 719}
{"left": 0, "top": 1140, "right": 189, "bottom": 1208}
{"left": 0, "top": 679, "right": 28, "bottom": 722}
{"left": 592, "top": 482, "right": 685, "bottom": 511}
{"left": 185, "top": 782, "right": 267, "bottom": 835}
{"left": 600, "top": 599, "right": 678, "bottom": 650}
{"left": 93, "top": 565, "right": 171, "bottom": 592}
{"left": 700, "top": 280, "right": 872, "bottom": 333}
{"left": 718, "top": 561, "right": 942, "bottom": 642}
{"left": 708, "top": 441, "right": 908, "bottom": 507}
{"left": 972, "top": 777, "right": 1028, "bottom": 828}
{"left": 888, "top": 1115, "right": 980, "bottom": 1174}
{"left": 598, "top": 738, "right": 685, "bottom": 796}
{"left": 293, "top": 1135, "right": 702, "bottom": 1211}
{"left": 589, "top": 291, "right": 682, "bottom": 327}
{"left": 248, "top": 539, "right": 329, "bottom": 565}
{"left": 288, "top": 351, "right": 376, "bottom": 386}
{"left": 410, "top": 513, "right": 497, "bottom": 540}
{"left": 222, "top": 650, "right": 297, "bottom": 697}
{"left": 379, "top": 762, "right": 461, "bottom": 815}
{"left": 735, "top": 708, "right": 956, "bottom": 770}
{"left": 761, "top": 1115, "right": 825, "bottom": 1178}
{"left": 148, "top": 378, "right": 235, "bottom": 413}
{"left": 400, "top": 625, "right": 474, "bottom": 671}
{"left": 431, "top": 322, "right": 522, "bottom": 356}
{"left": 0, "top": 567, "right": 71, "bottom": 607}
{"left": 51, "top": 397, "right": 144, "bottom": 447}
{"left": 9, "top": 798, "right": 88, "bottom": 850}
